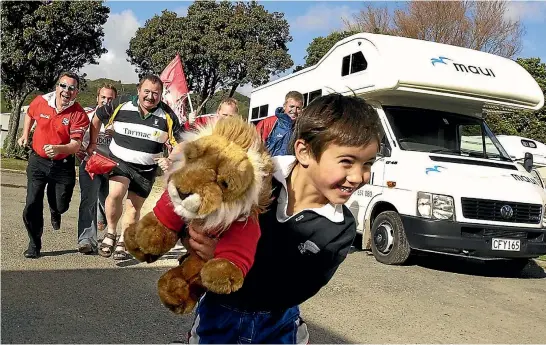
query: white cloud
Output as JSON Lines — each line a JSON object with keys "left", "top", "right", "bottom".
{"left": 80, "top": 10, "right": 141, "bottom": 83}
{"left": 504, "top": 1, "right": 546, "bottom": 22}
{"left": 291, "top": 4, "right": 358, "bottom": 32}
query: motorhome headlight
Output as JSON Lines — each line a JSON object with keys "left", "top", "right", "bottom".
{"left": 417, "top": 192, "right": 455, "bottom": 221}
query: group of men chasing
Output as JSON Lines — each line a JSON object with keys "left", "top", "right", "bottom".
{"left": 18, "top": 72, "right": 303, "bottom": 260}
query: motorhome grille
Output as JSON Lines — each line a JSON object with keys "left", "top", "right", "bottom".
{"left": 461, "top": 227, "right": 545, "bottom": 241}
{"left": 461, "top": 198, "right": 542, "bottom": 224}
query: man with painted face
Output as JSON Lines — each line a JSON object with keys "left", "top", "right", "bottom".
{"left": 19, "top": 71, "right": 90, "bottom": 258}
{"left": 256, "top": 91, "right": 304, "bottom": 156}
{"left": 75, "top": 84, "right": 117, "bottom": 254}
{"left": 87, "top": 74, "right": 182, "bottom": 260}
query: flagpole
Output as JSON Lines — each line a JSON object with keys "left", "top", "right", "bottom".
{"left": 187, "top": 91, "right": 194, "bottom": 114}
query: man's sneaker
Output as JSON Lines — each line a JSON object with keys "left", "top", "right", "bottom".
{"left": 78, "top": 243, "right": 96, "bottom": 255}
{"left": 51, "top": 212, "right": 61, "bottom": 230}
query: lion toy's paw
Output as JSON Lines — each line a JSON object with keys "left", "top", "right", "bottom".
{"left": 158, "top": 265, "right": 206, "bottom": 315}
{"left": 201, "top": 258, "right": 244, "bottom": 294}
{"left": 125, "top": 212, "right": 179, "bottom": 263}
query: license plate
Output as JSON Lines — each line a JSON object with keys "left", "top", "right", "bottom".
{"left": 492, "top": 238, "right": 521, "bottom": 251}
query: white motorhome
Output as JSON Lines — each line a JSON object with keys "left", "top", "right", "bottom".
{"left": 248, "top": 33, "right": 546, "bottom": 268}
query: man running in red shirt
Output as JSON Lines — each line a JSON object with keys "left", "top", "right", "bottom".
{"left": 19, "top": 71, "right": 90, "bottom": 258}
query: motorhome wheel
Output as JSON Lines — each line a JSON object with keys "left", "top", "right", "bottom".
{"left": 370, "top": 211, "right": 411, "bottom": 265}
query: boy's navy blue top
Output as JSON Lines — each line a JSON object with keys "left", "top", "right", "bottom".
{"left": 206, "top": 156, "right": 357, "bottom": 312}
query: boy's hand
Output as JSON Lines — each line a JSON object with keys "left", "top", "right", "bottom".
{"left": 187, "top": 225, "right": 218, "bottom": 261}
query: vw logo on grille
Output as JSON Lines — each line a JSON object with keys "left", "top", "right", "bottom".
{"left": 500, "top": 205, "right": 514, "bottom": 219}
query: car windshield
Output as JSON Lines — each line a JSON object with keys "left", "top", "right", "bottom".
{"left": 384, "top": 106, "right": 512, "bottom": 161}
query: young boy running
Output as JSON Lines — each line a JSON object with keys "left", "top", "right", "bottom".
{"left": 178, "top": 94, "right": 380, "bottom": 343}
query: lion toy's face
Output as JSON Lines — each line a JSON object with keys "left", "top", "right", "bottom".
{"left": 167, "top": 116, "right": 273, "bottom": 233}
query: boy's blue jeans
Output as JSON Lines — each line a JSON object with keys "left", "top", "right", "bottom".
{"left": 188, "top": 294, "right": 309, "bottom": 344}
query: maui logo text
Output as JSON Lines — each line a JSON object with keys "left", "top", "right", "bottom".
{"left": 511, "top": 174, "right": 539, "bottom": 186}
{"left": 431, "top": 56, "right": 496, "bottom": 78}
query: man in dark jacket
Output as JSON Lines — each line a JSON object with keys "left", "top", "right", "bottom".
{"left": 256, "top": 91, "right": 303, "bottom": 156}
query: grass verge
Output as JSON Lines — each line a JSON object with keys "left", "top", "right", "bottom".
{"left": 0, "top": 157, "right": 28, "bottom": 171}
{"left": 538, "top": 255, "right": 546, "bottom": 261}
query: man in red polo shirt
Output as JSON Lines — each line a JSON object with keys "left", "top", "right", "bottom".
{"left": 18, "top": 71, "right": 90, "bottom": 258}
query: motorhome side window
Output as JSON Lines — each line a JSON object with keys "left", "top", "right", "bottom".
{"left": 302, "top": 90, "right": 323, "bottom": 107}
{"left": 384, "top": 106, "right": 510, "bottom": 161}
{"left": 521, "top": 139, "right": 537, "bottom": 148}
{"left": 251, "top": 107, "right": 259, "bottom": 121}
{"left": 259, "top": 104, "right": 269, "bottom": 118}
{"left": 341, "top": 52, "right": 367, "bottom": 76}
{"left": 250, "top": 104, "right": 269, "bottom": 122}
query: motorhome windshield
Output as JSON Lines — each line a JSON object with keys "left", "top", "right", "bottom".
{"left": 384, "top": 106, "right": 511, "bottom": 161}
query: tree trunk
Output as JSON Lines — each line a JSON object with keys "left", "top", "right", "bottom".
{"left": 4, "top": 93, "right": 28, "bottom": 157}
{"left": 228, "top": 83, "right": 239, "bottom": 97}
{"left": 196, "top": 94, "right": 212, "bottom": 115}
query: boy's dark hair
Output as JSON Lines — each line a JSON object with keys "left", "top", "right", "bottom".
{"left": 57, "top": 71, "right": 80, "bottom": 88}
{"left": 289, "top": 93, "right": 381, "bottom": 160}
{"left": 138, "top": 74, "right": 163, "bottom": 92}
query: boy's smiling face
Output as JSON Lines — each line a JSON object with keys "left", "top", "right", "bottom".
{"left": 296, "top": 141, "right": 379, "bottom": 205}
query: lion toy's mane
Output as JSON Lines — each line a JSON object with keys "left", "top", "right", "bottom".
{"left": 165, "top": 116, "right": 273, "bottom": 234}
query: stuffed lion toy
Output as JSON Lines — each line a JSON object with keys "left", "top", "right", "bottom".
{"left": 124, "top": 116, "right": 273, "bottom": 315}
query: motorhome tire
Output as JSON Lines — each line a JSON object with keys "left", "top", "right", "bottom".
{"left": 370, "top": 211, "right": 411, "bottom": 265}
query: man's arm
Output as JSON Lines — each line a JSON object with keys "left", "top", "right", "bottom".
{"left": 86, "top": 115, "right": 102, "bottom": 156}
{"left": 158, "top": 106, "right": 185, "bottom": 170}
{"left": 46, "top": 139, "right": 82, "bottom": 155}
{"left": 18, "top": 114, "right": 35, "bottom": 146}
{"left": 18, "top": 99, "right": 38, "bottom": 146}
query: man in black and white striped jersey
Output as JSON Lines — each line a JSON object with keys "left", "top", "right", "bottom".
{"left": 87, "top": 74, "right": 182, "bottom": 260}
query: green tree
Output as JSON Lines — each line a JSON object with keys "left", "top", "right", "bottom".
{"left": 302, "top": 30, "right": 358, "bottom": 68}
{"left": 485, "top": 58, "right": 546, "bottom": 143}
{"left": 126, "top": 1, "right": 292, "bottom": 114}
{"left": 1, "top": 0, "right": 109, "bottom": 157}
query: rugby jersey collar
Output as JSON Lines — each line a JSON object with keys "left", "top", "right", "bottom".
{"left": 272, "top": 155, "right": 345, "bottom": 223}
{"left": 42, "top": 91, "right": 75, "bottom": 114}
{"left": 132, "top": 96, "right": 161, "bottom": 119}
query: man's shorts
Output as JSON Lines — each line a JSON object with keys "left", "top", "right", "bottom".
{"left": 109, "top": 155, "right": 158, "bottom": 199}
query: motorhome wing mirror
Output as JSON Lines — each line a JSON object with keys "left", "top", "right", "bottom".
{"left": 378, "top": 143, "right": 391, "bottom": 157}
{"left": 523, "top": 152, "right": 533, "bottom": 173}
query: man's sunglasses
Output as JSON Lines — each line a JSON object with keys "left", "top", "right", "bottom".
{"left": 58, "top": 83, "right": 77, "bottom": 92}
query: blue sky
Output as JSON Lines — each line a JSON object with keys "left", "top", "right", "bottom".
{"left": 81, "top": 1, "right": 546, "bottom": 96}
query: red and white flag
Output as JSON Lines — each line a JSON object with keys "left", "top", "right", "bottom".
{"left": 160, "top": 54, "right": 191, "bottom": 124}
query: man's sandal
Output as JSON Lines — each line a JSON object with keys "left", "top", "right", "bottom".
{"left": 98, "top": 233, "right": 117, "bottom": 258}
{"left": 113, "top": 241, "right": 131, "bottom": 261}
